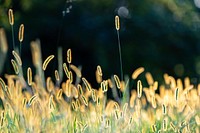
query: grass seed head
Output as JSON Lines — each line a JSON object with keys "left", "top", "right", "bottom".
{"left": 115, "top": 15, "right": 120, "bottom": 31}
{"left": 8, "top": 9, "right": 14, "bottom": 25}
{"left": 114, "top": 75, "right": 121, "bottom": 89}
{"left": 12, "top": 50, "right": 22, "bottom": 66}
{"left": 132, "top": 67, "right": 145, "bottom": 80}
{"left": 70, "top": 64, "right": 82, "bottom": 78}
{"left": 27, "top": 67, "right": 32, "bottom": 86}
{"left": 82, "top": 77, "right": 91, "bottom": 92}
{"left": 137, "top": 80, "right": 142, "bottom": 98}
{"left": 151, "top": 124, "right": 157, "bottom": 132}
{"left": 67, "top": 49, "right": 72, "bottom": 64}
{"left": 18, "top": 24, "right": 24, "bottom": 42}
{"left": 145, "top": 72, "right": 154, "bottom": 85}
{"left": 54, "top": 70, "right": 60, "bottom": 81}
{"left": 42, "top": 55, "right": 54, "bottom": 71}
{"left": 97, "top": 65, "right": 103, "bottom": 76}
{"left": 11, "top": 59, "right": 19, "bottom": 74}
{"left": 28, "top": 95, "right": 37, "bottom": 106}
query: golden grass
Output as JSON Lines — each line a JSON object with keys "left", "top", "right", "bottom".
{"left": 131, "top": 67, "right": 145, "bottom": 80}
{"left": 145, "top": 72, "right": 154, "bottom": 85}
{"left": 114, "top": 75, "right": 120, "bottom": 89}
{"left": 27, "top": 67, "right": 32, "bottom": 86}
{"left": 63, "top": 63, "right": 70, "bottom": 78}
{"left": 137, "top": 80, "right": 142, "bottom": 98}
{"left": 28, "top": 94, "right": 37, "bottom": 106}
{"left": 0, "top": 77, "right": 6, "bottom": 91}
{"left": 1, "top": 9, "right": 200, "bottom": 133}
{"left": 11, "top": 59, "right": 19, "bottom": 74}
{"left": 70, "top": 64, "right": 81, "bottom": 78}
{"left": 67, "top": 48, "right": 72, "bottom": 64}
{"left": 42, "top": 55, "right": 54, "bottom": 71}
{"left": 82, "top": 77, "right": 91, "bottom": 92}
{"left": 18, "top": 24, "right": 24, "bottom": 42}
{"left": 54, "top": 70, "right": 60, "bottom": 81}
{"left": 151, "top": 124, "right": 157, "bottom": 132}
{"left": 12, "top": 50, "right": 22, "bottom": 66}
{"left": 97, "top": 65, "right": 102, "bottom": 76}
{"left": 115, "top": 16, "right": 120, "bottom": 31}
{"left": 8, "top": 9, "right": 14, "bottom": 26}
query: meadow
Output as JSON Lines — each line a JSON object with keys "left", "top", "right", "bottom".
{"left": 0, "top": 8, "right": 200, "bottom": 133}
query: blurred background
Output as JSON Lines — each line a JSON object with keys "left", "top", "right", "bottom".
{"left": 1, "top": 0, "right": 200, "bottom": 86}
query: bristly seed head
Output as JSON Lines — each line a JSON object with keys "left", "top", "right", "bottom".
{"left": 137, "top": 80, "right": 142, "bottom": 98}
{"left": 27, "top": 67, "right": 32, "bottom": 86}
{"left": 67, "top": 49, "right": 72, "bottom": 64}
{"left": 8, "top": 9, "right": 14, "bottom": 25}
{"left": 114, "top": 75, "right": 121, "bottom": 89}
{"left": 11, "top": 59, "right": 19, "bottom": 74}
{"left": 42, "top": 55, "right": 54, "bottom": 71}
{"left": 97, "top": 65, "right": 103, "bottom": 76}
{"left": 18, "top": 24, "right": 24, "bottom": 42}
{"left": 115, "top": 16, "right": 120, "bottom": 31}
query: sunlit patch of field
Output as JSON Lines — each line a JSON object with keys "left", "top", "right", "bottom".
{"left": 0, "top": 9, "right": 199, "bottom": 133}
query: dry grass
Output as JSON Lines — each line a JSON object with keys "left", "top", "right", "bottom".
{"left": 1, "top": 45, "right": 200, "bottom": 132}
{"left": 42, "top": 55, "right": 55, "bottom": 71}
{"left": 0, "top": 9, "right": 200, "bottom": 133}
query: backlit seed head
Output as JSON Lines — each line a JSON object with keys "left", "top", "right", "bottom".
{"left": 82, "top": 77, "right": 91, "bottom": 92}
{"left": 55, "top": 70, "right": 60, "bottom": 81}
{"left": 8, "top": 9, "right": 14, "bottom": 25}
{"left": 170, "top": 122, "right": 176, "bottom": 132}
{"left": 63, "top": 63, "right": 70, "bottom": 78}
{"left": 175, "top": 88, "right": 179, "bottom": 101}
{"left": 70, "top": 64, "right": 82, "bottom": 78}
{"left": 115, "top": 16, "right": 120, "bottom": 31}
{"left": 162, "top": 104, "right": 167, "bottom": 115}
{"left": 81, "top": 95, "right": 88, "bottom": 106}
{"left": 114, "top": 75, "right": 121, "bottom": 89}
{"left": 145, "top": 72, "right": 154, "bottom": 85}
{"left": 132, "top": 67, "right": 145, "bottom": 80}
{"left": 18, "top": 24, "right": 24, "bottom": 42}
{"left": 152, "top": 96, "right": 157, "bottom": 108}
{"left": 27, "top": 67, "right": 32, "bottom": 86}
{"left": 67, "top": 49, "right": 72, "bottom": 64}
{"left": 163, "top": 118, "right": 167, "bottom": 131}
{"left": 151, "top": 124, "right": 157, "bottom": 132}
{"left": 42, "top": 55, "right": 54, "bottom": 71}
{"left": 12, "top": 50, "right": 22, "bottom": 66}
{"left": 97, "top": 65, "right": 103, "bottom": 76}
{"left": 56, "top": 89, "right": 63, "bottom": 100}
{"left": 11, "top": 59, "right": 19, "bottom": 74}
{"left": 137, "top": 80, "right": 142, "bottom": 98}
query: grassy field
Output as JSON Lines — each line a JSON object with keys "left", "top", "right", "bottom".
{"left": 0, "top": 9, "right": 200, "bottom": 132}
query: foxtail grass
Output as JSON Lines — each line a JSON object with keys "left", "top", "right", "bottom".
{"left": 115, "top": 15, "right": 123, "bottom": 82}
{"left": 0, "top": 8, "right": 199, "bottom": 133}
{"left": 8, "top": 9, "right": 15, "bottom": 50}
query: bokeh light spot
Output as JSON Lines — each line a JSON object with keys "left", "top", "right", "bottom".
{"left": 117, "top": 6, "right": 129, "bottom": 18}
{"left": 194, "top": 0, "right": 200, "bottom": 8}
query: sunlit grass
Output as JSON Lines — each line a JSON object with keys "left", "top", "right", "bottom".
{"left": 0, "top": 9, "right": 200, "bottom": 133}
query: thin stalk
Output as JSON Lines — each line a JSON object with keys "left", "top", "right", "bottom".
{"left": 11, "top": 26, "right": 15, "bottom": 50}
{"left": 19, "top": 42, "right": 22, "bottom": 57}
{"left": 116, "top": 30, "right": 123, "bottom": 82}
{"left": 115, "top": 15, "right": 123, "bottom": 98}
